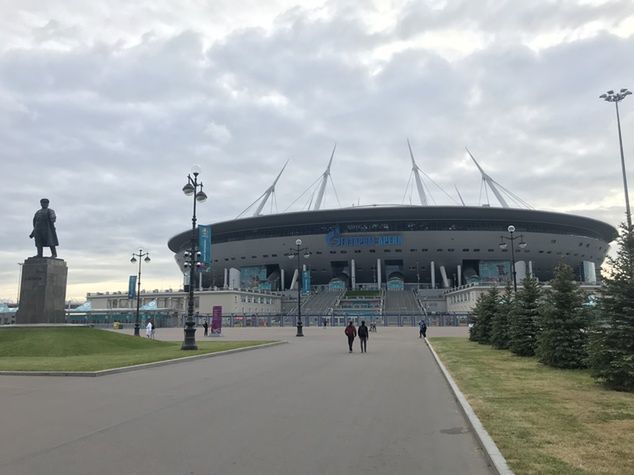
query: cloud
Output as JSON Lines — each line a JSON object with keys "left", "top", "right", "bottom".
{"left": 0, "top": 0, "right": 633, "bottom": 300}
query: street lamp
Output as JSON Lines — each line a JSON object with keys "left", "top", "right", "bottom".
{"left": 600, "top": 88, "right": 632, "bottom": 228}
{"left": 288, "top": 238, "right": 310, "bottom": 336}
{"left": 181, "top": 166, "right": 208, "bottom": 350}
{"left": 499, "top": 225, "right": 527, "bottom": 292}
{"left": 130, "top": 249, "right": 151, "bottom": 336}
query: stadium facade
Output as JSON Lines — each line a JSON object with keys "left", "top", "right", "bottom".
{"left": 167, "top": 150, "right": 618, "bottom": 296}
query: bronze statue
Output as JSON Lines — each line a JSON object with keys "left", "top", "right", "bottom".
{"left": 29, "top": 198, "right": 58, "bottom": 258}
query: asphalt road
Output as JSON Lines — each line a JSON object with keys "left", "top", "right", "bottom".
{"left": 0, "top": 327, "right": 492, "bottom": 475}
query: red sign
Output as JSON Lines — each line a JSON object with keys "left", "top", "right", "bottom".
{"left": 211, "top": 306, "right": 222, "bottom": 335}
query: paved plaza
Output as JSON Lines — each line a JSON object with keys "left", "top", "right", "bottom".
{"left": 0, "top": 326, "right": 492, "bottom": 475}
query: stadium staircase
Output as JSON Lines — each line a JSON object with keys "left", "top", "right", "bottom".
{"left": 384, "top": 289, "right": 424, "bottom": 316}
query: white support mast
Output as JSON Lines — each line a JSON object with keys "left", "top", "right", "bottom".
{"left": 466, "top": 147, "right": 509, "bottom": 208}
{"left": 407, "top": 139, "right": 428, "bottom": 206}
{"left": 313, "top": 144, "right": 336, "bottom": 211}
{"left": 254, "top": 160, "right": 288, "bottom": 216}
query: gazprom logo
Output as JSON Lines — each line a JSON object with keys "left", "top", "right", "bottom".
{"left": 325, "top": 225, "right": 402, "bottom": 247}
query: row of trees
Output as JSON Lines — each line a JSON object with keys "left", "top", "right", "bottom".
{"left": 469, "top": 225, "right": 634, "bottom": 392}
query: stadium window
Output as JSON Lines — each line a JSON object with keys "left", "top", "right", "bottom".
{"left": 224, "top": 258, "right": 229, "bottom": 261}
{"left": 262, "top": 255, "right": 268, "bottom": 258}
{"left": 421, "top": 248, "right": 428, "bottom": 252}
{"left": 369, "top": 250, "right": 376, "bottom": 253}
{"left": 448, "top": 249, "right": 455, "bottom": 252}
{"left": 487, "top": 249, "right": 494, "bottom": 252}
{"left": 330, "top": 251, "right": 337, "bottom": 254}
{"left": 354, "top": 250, "right": 361, "bottom": 254}
{"left": 551, "top": 239, "right": 557, "bottom": 244}
{"left": 340, "top": 250, "right": 347, "bottom": 254}
{"left": 539, "top": 250, "right": 544, "bottom": 253}
{"left": 271, "top": 254, "right": 278, "bottom": 257}
{"left": 384, "top": 249, "right": 391, "bottom": 252}
{"left": 410, "top": 249, "right": 417, "bottom": 252}
{"left": 579, "top": 243, "right": 584, "bottom": 247}
{"left": 231, "top": 257, "right": 235, "bottom": 260}
{"left": 473, "top": 249, "right": 480, "bottom": 252}
{"left": 395, "top": 249, "right": 402, "bottom": 253}
{"left": 501, "top": 249, "right": 508, "bottom": 253}
{"left": 565, "top": 252, "right": 570, "bottom": 255}
{"left": 241, "top": 257, "right": 246, "bottom": 260}
{"left": 436, "top": 249, "right": 442, "bottom": 252}
{"left": 252, "top": 256, "right": 257, "bottom": 259}
{"left": 546, "top": 251, "right": 552, "bottom": 254}
{"left": 462, "top": 249, "right": 469, "bottom": 252}
{"left": 316, "top": 251, "right": 323, "bottom": 255}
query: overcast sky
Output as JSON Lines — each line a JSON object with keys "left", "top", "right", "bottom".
{"left": 1, "top": 0, "right": 633, "bottom": 301}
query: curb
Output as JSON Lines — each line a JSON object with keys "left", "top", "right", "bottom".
{"left": 425, "top": 338, "right": 513, "bottom": 475}
{"left": 0, "top": 340, "right": 287, "bottom": 377}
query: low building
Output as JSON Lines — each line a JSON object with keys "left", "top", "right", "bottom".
{"left": 86, "top": 288, "right": 282, "bottom": 316}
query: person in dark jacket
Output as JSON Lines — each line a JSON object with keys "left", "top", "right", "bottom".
{"left": 344, "top": 321, "right": 356, "bottom": 353}
{"left": 358, "top": 320, "right": 369, "bottom": 353}
{"left": 203, "top": 320, "right": 209, "bottom": 336}
{"left": 419, "top": 319, "right": 427, "bottom": 338}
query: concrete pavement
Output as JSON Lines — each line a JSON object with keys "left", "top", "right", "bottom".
{"left": 0, "top": 326, "right": 491, "bottom": 475}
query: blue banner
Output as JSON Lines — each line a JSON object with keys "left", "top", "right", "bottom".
{"left": 128, "top": 275, "right": 137, "bottom": 299}
{"left": 302, "top": 270, "right": 311, "bottom": 294}
{"left": 198, "top": 225, "right": 212, "bottom": 267}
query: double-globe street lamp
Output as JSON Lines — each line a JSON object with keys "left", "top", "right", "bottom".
{"left": 499, "top": 225, "right": 527, "bottom": 292}
{"left": 181, "top": 166, "right": 207, "bottom": 350}
{"left": 600, "top": 88, "right": 632, "bottom": 229}
{"left": 288, "top": 238, "right": 310, "bottom": 337}
{"left": 130, "top": 249, "right": 151, "bottom": 336}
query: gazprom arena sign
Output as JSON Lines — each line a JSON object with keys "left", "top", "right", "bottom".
{"left": 325, "top": 226, "right": 402, "bottom": 247}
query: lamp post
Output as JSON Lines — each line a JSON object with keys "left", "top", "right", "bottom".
{"left": 181, "top": 166, "right": 208, "bottom": 350}
{"left": 499, "top": 225, "right": 527, "bottom": 292}
{"left": 130, "top": 249, "right": 151, "bottom": 336}
{"left": 288, "top": 238, "right": 310, "bottom": 336}
{"left": 600, "top": 88, "right": 632, "bottom": 229}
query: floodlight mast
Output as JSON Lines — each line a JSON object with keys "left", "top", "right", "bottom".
{"left": 313, "top": 144, "right": 336, "bottom": 211}
{"left": 466, "top": 147, "right": 510, "bottom": 208}
{"left": 254, "top": 160, "right": 288, "bottom": 216}
{"left": 407, "top": 139, "right": 428, "bottom": 206}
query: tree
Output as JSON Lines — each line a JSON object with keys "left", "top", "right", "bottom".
{"left": 588, "top": 223, "right": 634, "bottom": 391}
{"left": 510, "top": 277, "right": 541, "bottom": 356}
{"left": 491, "top": 283, "right": 513, "bottom": 350}
{"left": 469, "top": 286, "right": 499, "bottom": 344}
{"left": 537, "top": 263, "right": 587, "bottom": 368}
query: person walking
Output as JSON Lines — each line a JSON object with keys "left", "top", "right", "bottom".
{"left": 358, "top": 320, "right": 369, "bottom": 353}
{"left": 146, "top": 320, "right": 153, "bottom": 338}
{"left": 419, "top": 319, "right": 427, "bottom": 339}
{"left": 344, "top": 321, "right": 357, "bottom": 353}
{"left": 203, "top": 320, "right": 209, "bottom": 336}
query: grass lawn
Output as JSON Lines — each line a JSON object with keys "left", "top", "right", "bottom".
{"left": 429, "top": 337, "right": 634, "bottom": 475}
{"left": 0, "top": 327, "right": 273, "bottom": 372}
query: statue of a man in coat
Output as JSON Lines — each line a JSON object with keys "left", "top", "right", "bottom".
{"left": 29, "top": 198, "right": 59, "bottom": 258}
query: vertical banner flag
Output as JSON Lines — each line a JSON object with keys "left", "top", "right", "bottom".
{"left": 211, "top": 305, "right": 223, "bottom": 335}
{"left": 128, "top": 275, "right": 137, "bottom": 299}
{"left": 302, "top": 270, "right": 311, "bottom": 294}
{"left": 198, "top": 225, "right": 212, "bottom": 267}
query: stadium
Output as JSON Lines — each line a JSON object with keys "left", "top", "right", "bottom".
{"left": 167, "top": 148, "right": 617, "bottom": 321}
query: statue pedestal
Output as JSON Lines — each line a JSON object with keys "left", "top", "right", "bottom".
{"left": 16, "top": 257, "right": 68, "bottom": 324}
